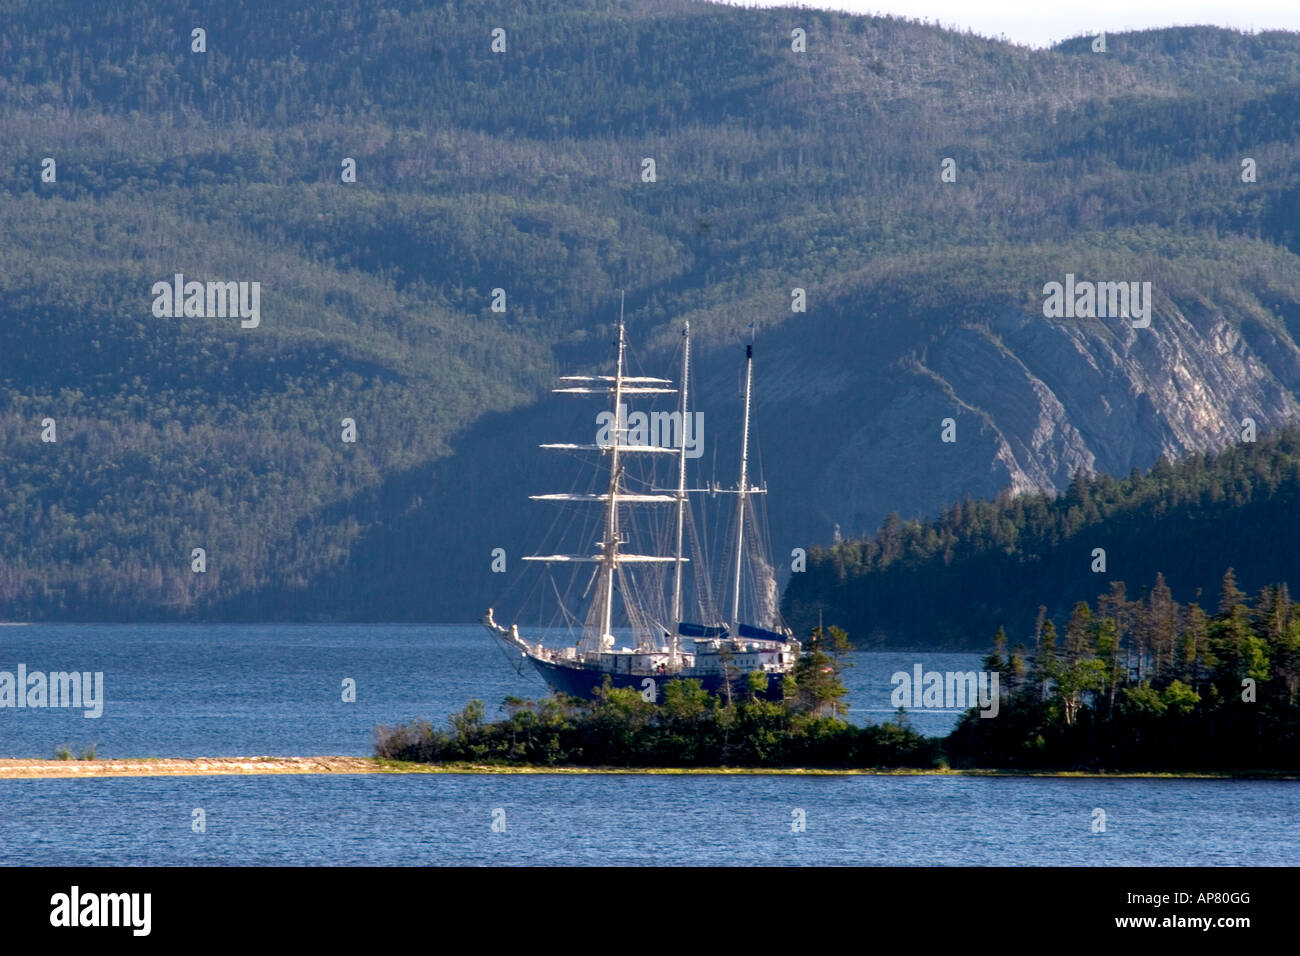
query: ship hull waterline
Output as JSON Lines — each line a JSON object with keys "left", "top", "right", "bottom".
{"left": 524, "top": 653, "right": 787, "bottom": 703}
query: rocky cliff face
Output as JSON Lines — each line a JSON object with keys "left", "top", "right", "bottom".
{"left": 739, "top": 253, "right": 1300, "bottom": 564}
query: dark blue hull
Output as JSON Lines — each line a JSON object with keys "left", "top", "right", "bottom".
{"left": 527, "top": 655, "right": 785, "bottom": 703}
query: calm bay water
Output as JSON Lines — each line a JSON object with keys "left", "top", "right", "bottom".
{"left": 0, "top": 623, "right": 975, "bottom": 757}
{"left": 1, "top": 774, "right": 1294, "bottom": 866}
{"left": 0, "top": 624, "right": 1295, "bottom": 865}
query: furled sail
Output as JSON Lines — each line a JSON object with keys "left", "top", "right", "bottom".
{"left": 678, "top": 621, "right": 727, "bottom": 638}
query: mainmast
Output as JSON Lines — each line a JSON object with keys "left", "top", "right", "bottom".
{"left": 599, "top": 299, "right": 628, "bottom": 647}
{"left": 670, "top": 322, "right": 691, "bottom": 665}
{"left": 729, "top": 342, "right": 754, "bottom": 635}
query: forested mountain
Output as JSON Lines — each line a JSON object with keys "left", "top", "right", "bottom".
{"left": 2, "top": 1, "right": 1300, "bottom": 622}
{"left": 784, "top": 427, "right": 1300, "bottom": 647}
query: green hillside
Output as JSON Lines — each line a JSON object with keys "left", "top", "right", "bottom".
{"left": 2, "top": 1, "right": 1300, "bottom": 621}
{"left": 784, "top": 427, "right": 1300, "bottom": 647}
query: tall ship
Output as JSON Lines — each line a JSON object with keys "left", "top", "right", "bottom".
{"left": 482, "top": 305, "right": 800, "bottom": 702}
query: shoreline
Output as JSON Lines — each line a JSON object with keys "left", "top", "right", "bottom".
{"left": 0, "top": 757, "right": 1295, "bottom": 780}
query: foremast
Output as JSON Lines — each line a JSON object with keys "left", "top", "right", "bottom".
{"left": 598, "top": 318, "right": 628, "bottom": 649}
{"left": 525, "top": 294, "right": 681, "bottom": 656}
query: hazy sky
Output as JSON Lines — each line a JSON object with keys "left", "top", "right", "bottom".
{"left": 730, "top": 1, "right": 1300, "bottom": 48}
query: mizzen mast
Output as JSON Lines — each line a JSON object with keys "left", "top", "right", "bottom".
{"left": 729, "top": 341, "right": 755, "bottom": 635}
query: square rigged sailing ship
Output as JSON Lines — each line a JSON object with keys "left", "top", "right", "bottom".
{"left": 483, "top": 309, "right": 799, "bottom": 702}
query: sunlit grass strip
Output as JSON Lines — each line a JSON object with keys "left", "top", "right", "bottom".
{"left": 372, "top": 762, "right": 1300, "bottom": 778}
{"left": 0, "top": 757, "right": 1294, "bottom": 780}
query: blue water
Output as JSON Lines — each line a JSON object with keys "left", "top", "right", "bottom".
{"left": 0, "top": 624, "right": 975, "bottom": 757}
{"left": 1, "top": 774, "right": 1294, "bottom": 865}
{"left": 1, "top": 625, "right": 1295, "bottom": 865}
